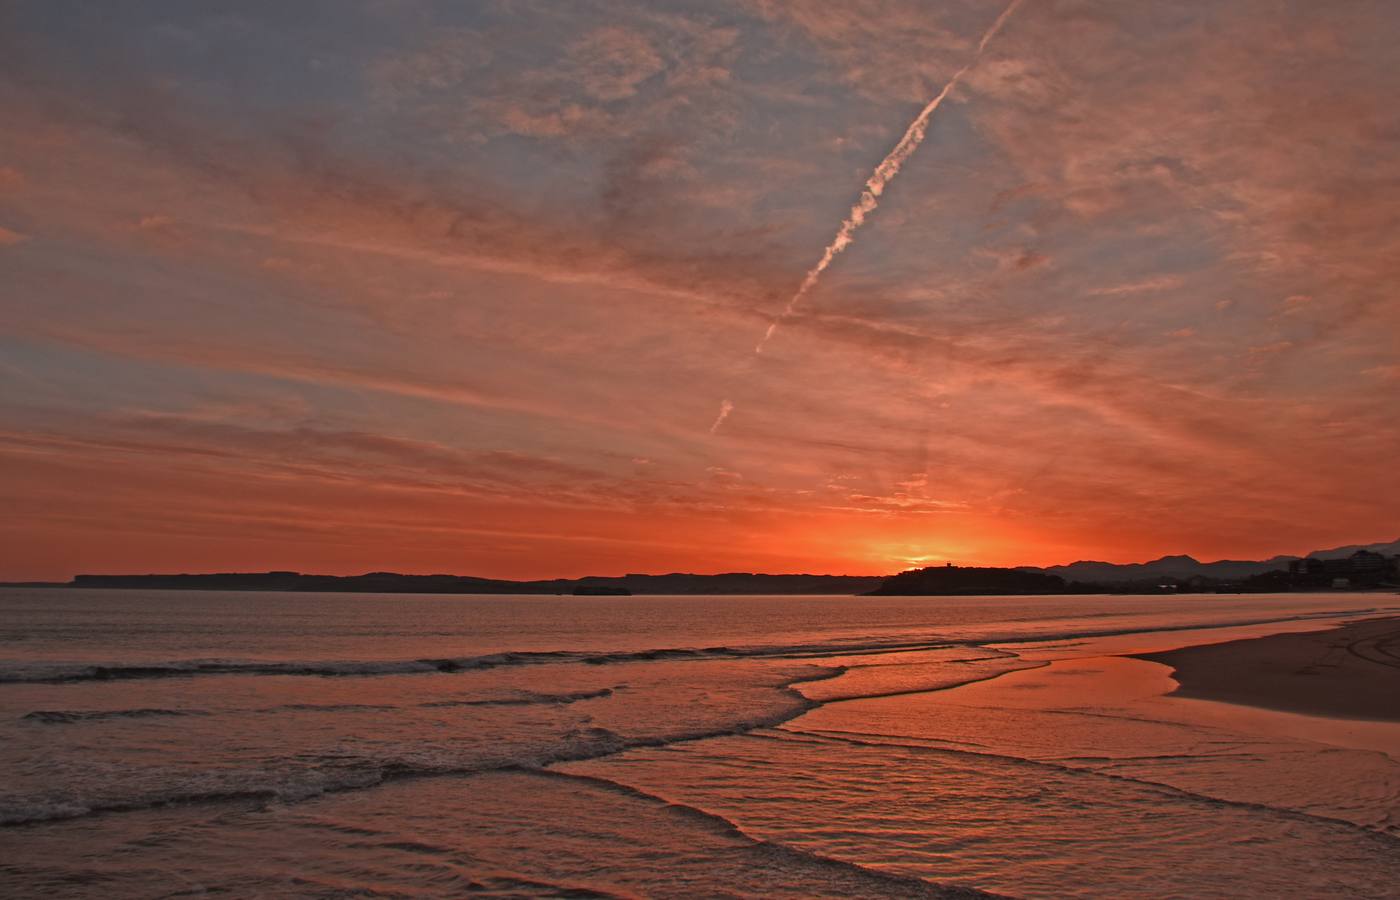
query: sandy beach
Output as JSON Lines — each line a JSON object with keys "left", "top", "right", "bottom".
{"left": 1138, "top": 615, "right": 1400, "bottom": 722}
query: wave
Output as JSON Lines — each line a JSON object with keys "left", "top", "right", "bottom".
{"left": 17, "top": 690, "right": 620, "bottom": 725}
{"left": 3, "top": 610, "right": 1388, "bottom": 831}
{"left": 22, "top": 708, "right": 207, "bottom": 724}
{"left": 973, "top": 607, "right": 1394, "bottom": 646}
{"left": 526, "top": 767, "right": 997, "bottom": 898}
{"left": 0, "top": 642, "right": 934, "bottom": 684}
{"left": 464, "top": 875, "right": 626, "bottom": 899}
{"left": 0, "top": 656, "right": 519, "bottom": 684}
{"left": 4, "top": 606, "right": 1381, "bottom": 686}
{"left": 780, "top": 727, "right": 1400, "bottom": 844}
{"left": 0, "top": 668, "right": 843, "bottom": 827}
{"left": 801, "top": 659, "right": 1049, "bottom": 704}
{"left": 0, "top": 725, "right": 733, "bottom": 826}
{"left": 421, "top": 688, "right": 616, "bottom": 708}
{"left": 260, "top": 702, "right": 398, "bottom": 713}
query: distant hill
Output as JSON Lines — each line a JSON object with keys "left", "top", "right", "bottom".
{"left": 1307, "top": 538, "right": 1400, "bottom": 559}
{"left": 868, "top": 566, "right": 1067, "bottom": 596}
{"left": 1027, "top": 555, "right": 1299, "bottom": 584}
{"left": 577, "top": 573, "right": 885, "bottom": 595}
{"left": 61, "top": 571, "right": 885, "bottom": 595}
{"left": 1026, "top": 537, "right": 1399, "bottom": 584}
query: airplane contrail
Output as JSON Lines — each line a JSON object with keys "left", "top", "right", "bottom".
{"left": 708, "top": 398, "right": 734, "bottom": 434}
{"left": 756, "top": 0, "right": 1024, "bottom": 355}
{"left": 714, "top": 0, "right": 1025, "bottom": 433}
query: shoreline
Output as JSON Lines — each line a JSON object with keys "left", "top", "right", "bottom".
{"left": 1135, "top": 615, "right": 1400, "bottom": 722}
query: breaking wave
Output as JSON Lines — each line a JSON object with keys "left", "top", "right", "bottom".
{"left": 1, "top": 606, "right": 1380, "bottom": 685}
{"left": 23, "top": 708, "right": 208, "bottom": 724}
{"left": 0, "top": 669, "right": 838, "bottom": 826}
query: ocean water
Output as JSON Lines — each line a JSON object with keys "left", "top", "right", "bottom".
{"left": 1, "top": 589, "right": 1397, "bottom": 898}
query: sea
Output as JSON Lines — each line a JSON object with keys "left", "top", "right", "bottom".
{"left": 1, "top": 588, "right": 1398, "bottom": 898}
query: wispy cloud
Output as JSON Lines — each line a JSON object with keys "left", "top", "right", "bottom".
{"left": 1088, "top": 275, "right": 1184, "bottom": 296}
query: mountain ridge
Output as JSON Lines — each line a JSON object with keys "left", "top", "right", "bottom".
{"left": 1025, "top": 538, "right": 1399, "bottom": 584}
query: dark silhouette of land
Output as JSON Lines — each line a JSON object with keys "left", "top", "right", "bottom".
{"left": 876, "top": 547, "right": 1399, "bottom": 595}
{"left": 53, "top": 571, "right": 886, "bottom": 595}
{"left": 867, "top": 565, "right": 1068, "bottom": 595}
{"left": 2, "top": 538, "right": 1394, "bottom": 596}
{"left": 1023, "top": 537, "right": 1400, "bottom": 584}
{"left": 1030, "top": 554, "right": 1297, "bottom": 583}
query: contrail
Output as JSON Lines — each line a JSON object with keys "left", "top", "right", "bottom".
{"left": 709, "top": 398, "right": 734, "bottom": 434}
{"left": 755, "top": 0, "right": 1025, "bottom": 356}
{"left": 712, "top": 0, "right": 1025, "bottom": 435}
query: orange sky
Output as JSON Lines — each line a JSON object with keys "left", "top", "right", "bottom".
{"left": 1, "top": 1, "right": 1397, "bottom": 581}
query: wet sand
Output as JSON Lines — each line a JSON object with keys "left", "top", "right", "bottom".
{"left": 1137, "top": 615, "right": 1400, "bottom": 722}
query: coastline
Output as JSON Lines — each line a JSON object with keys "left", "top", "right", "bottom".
{"left": 1135, "top": 615, "right": 1400, "bottom": 722}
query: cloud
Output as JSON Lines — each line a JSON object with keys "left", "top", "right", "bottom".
{"left": 1, "top": 1, "right": 1397, "bottom": 578}
{"left": 23, "top": 326, "right": 626, "bottom": 429}
{"left": 367, "top": 28, "right": 489, "bottom": 101}
{"left": 368, "top": 9, "right": 737, "bottom": 146}
{"left": 0, "top": 74, "right": 787, "bottom": 318}
{"left": 1089, "top": 275, "right": 1184, "bottom": 296}
{"left": 748, "top": 0, "right": 969, "bottom": 102}
{"left": 569, "top": 27, "right": 665, "bottom": 101}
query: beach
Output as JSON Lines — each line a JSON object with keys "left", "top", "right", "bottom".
{"left": 1138, "top": 616, "right": 1400, "bottom": 721}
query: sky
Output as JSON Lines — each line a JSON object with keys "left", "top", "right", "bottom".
{"left": 1, "top": 0, "right": 1397, "bottom": 581}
